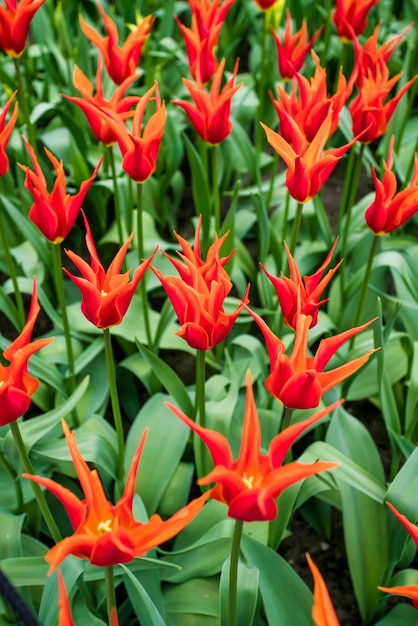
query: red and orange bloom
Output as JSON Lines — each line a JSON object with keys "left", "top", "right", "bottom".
{"left": 0, "top": 0, "right": 47, "bottom": 57}
{"left": 62, "top": 58, "right": 141, "bottom": 147}
{"left": 261, "top": 239, "right": 342, "bottom": 330}
{"left": 306, "top": 554, "right": 340, "bottom": 626}
{"left": 173, "top": 57, "right": 241, "bottom": 145}
{"left": 168, "top": 371, "right": 339, "bottom": 522}
{"left": 365, "top": 136, "right": 418, "bottom": 235}
{"left": 58, "top": 572, "right": 74, "bottom": 626}
{"left": 0, "top": 278, "right": 53, "bottom": 426}
{"left": 18, "top": 138, "right": 102, "bottom": 245}
{"left": 0, "top": 90, "right": 18, "bottom": 176}
{"left": 64, "top": 212, "right": 156, "bottom": 329}
{"left": 332, "top": 0, "right": 380, "bottom": 41}
{"left": 24, "top": 422, "right": 208, "bottom": 571}
{"left": 246, "top": 307, "right": 377, "bottom": 409}
{"left": 254, "top": 0, "right": 282, "bottom": 11}
{"left": 106, "top": 82, "right": 166, "bottom": 183}
{"left": 79, "top": 2, "right": 154, "bottom": 85}
{"left": 378, "top": 502, "right": 418, "bottom": 609}
{"left": 271, "top": 10, "right": 323, "bottom": 81}
{"left": 176, "top": 0, "right": 235, "bottom": 84}
{"left": 152, "top": 216, "right": 249, "bottom": 351}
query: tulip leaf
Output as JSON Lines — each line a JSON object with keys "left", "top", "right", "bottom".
{"left": 219, "top": 557, "right": 259, "bottom": 626}
{"left": 163, "top": 577, "right": 219, "bottom": 624}
{"left": 373, "top": 604, "right": 418, "bottom": 625}
{"left": 182, "top": 133, "right": 211, "bottom": 232}
{"left": 1, "top": 557, "right": 48, "bottom": 587}
{"left": 120, "top": 564, "right": 166, "bottom": 626}
{"left": 39, "top": 556, "right": 85, "bottom": 626}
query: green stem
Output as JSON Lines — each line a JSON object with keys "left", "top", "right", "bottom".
{"left": 195, "top": 349, "right": 207, "bottom": 479}
{"left": 266, "top": 152, "right": 279, "bottom": 211}
{"left": 211, "top": 145, "right": 220, "bottom": 232}
{"left": 281, "top": 406, "right": 294, "bottom": 432}
{"left": 108, "top": 145, "right": 124, "bottom": 249}
{"left": 103, "top": 328, "right": 125, "bottom": 483}
{"left": 349, "top": 235, "right": 379, "bottom": 351}
{"left": 136, "top": 183, "right": 152, "bottom": 348}
{"left": 0, "top": 201, "right": 25, "bottom": 327}
{"left": 340, "top": 144, "right": 365, "bottom": 261}
{"left": 104, "top": 565, "right": 117, "bottom": 626}
{"left": 336, "top": 145, "right": 355, "bottom": 235}
{"left": 287, "top": 202, "right": 304, "bottom": 260}
{"left": 281, "top": 191, "right": 291, "bottom": 243}
{"left": 255, "top": 10, "right": 270, "bottom": 174}
{"left": 9, "top": 421, "right": 61, "bottom": 543}
{"left": 52, "top": 243, "right": 77, "bottom": 419}
{"left": 319, "top": 0, "right": 333, "bottom": 67}
{"left": 229, "top": 519, "right": 244, "bottom": 626}
{"left": 13, "top": 57, "right": 37, "bottom": 154}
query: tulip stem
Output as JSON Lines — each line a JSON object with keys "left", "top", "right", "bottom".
{"left": 136, "top": 182, "right": 153, "bottom": 348}
{"left": 9, "top": 421, "right": 62, "bottom": 543}
{"left": 211, "top": 145, "right": 221, "bottom": 232}
{"left": 103, "top": 328, "right": 125, "bottom": 483}
{"left": 104, "top": 566, "right": 117, "bottom": 626}
{"left": 108, "top": 145, "right": 124, "bottom": 249}
{"left": 13, "top": 57, "right": 37, "bottom": 156}
{"left": 288, "top": 202, "right": 304, "bottom": 260}
{"left": 195, "top": 349, "right": 208, "bottom": 480}
{"left": 349, "top": 235, "right": 379, "bottom": 350}
{"left": 254, "top": 10, "right": 270, "bottom": 181}
{"left": 0, "top": 201, "right": 25, "bottom": 327}
{"left": 281, "top": 407, "right": 294, "bottom": 463}
{"left": 52, "top": 243, "right": 77, "bottom": 423}
{"left": 229, "top": 519, "right": 244, "bottom": 626}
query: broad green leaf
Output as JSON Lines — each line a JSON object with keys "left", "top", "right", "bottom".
{"left": 0, "top": 512, "right": 25, "bottom": 559}
{"left": 373, "top": 604, "right": 418, "bottom": 625}
{"left": 120, "top": 564, "right": 166, "bottom": 626}
{"left": 39, "top": 556, "right": 85, "bottom": 626}
{"left": 164, "top": 577, "right": 219, "bottom": 624}
{"left": 220, "top": 557, "right": 259, "bottom": 626}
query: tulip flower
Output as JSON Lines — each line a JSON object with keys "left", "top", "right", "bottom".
{"left": 79, "top": 2, "right": 154, "bottom": 85}
{"left": 0, "top": 278, "right": 53, "bottom": 426}
{"left": 62, "top": 58, "right": 141, "bottom": 147}
{"left": 151, "top": 216, "right": 249, "bottom": 351}
{"left": 261, "top": 239, "right": 342, "bottom": 329}
{"left": 332, "top": 0, "right": 380, "bottom": 41}
{"left": 0, "top": 0, "right": 47, "bottom": 57}
{"left": 24, "top": 422, "right": 208, "bottom": 571}
{"left": 176, "top": 0, "right": 235, "bottom": 84}
{"left": 168, "top": 371, "right": 339, "bottom": 522}
{"left": 18, "top": 138, "right": 101, "bottom": 244}
{"left": 0, "top": 90, "right": 18, "bottom": 176}
{"left": 254, "top": 0, "right": 282, "bottom": 10}
{"left": 64, "top": 212, "right": 156, "bottom": 329}
{"left": 365, "top": 136, "right": 418, "bottom": 235}
{"left": 271, "top": 10, "right": 323, "bottom": 81}
{"left": 378, "top": 502, "right": 418, "bottom": 609}
{"left": 246, "top": 306, "right": 377, "bottom": 409}
{"left": 58, "top": 572, "right": 75, "bottom": 626}
{"left": 173, "top": 57, "right": 241, "bottom": 145}
{"left": 306, "top": 554, "right": 340, "bottom": 626}
{"left": 105, "top": 82, "right": 166, "bottom": 183}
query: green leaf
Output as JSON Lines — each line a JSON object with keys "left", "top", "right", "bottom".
{"left": 220, "top": 558, "right": 259, "bottom": 626}
{"left": 164, "top": 577, "right": 219, "bottom": 624}
{"left": 120, "top": 564, "right": 166, "bottom": 626}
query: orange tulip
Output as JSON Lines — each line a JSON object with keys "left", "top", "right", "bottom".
{"left": 0, "top": 278, "right": 53, "bottom": 426}
{"left": 24, "top": 422, "right": 208, "bottom": 571}
{"left": 246, "top": 306, "right": 377, "bottom": 409}
{"left": 261, "top": 239, "right": 342, "bottom": 329}
{"left": 79, "top": 1, "right": 154, "bottom": 85}
{"left": 152, "top": 216, "right": 249, "bottom": 350}
{"left": 0, "top": 90, "right": 18, "bottom": 176}
{"left": 254, "top": 0, "right": 282, "bottom": 11}
{"left": 306, "top": 554, "right": 340, "bottom": 626}
{"left": 0, "top": 0, "right": 47, "bottom": 57}
{"left": 332, "top": 0, "right": 380, "bottom": 41}
{"left": 64, "top": 212, "right": 156, "bottom": 329}
{"left": 168, "top": 370, "right": 339, "bottom": 522}
{"left": 173, "top": 57, "right": 241, "bottom": 145}
{"left": 58, "top": 572, "right": 74, "bottom": 626}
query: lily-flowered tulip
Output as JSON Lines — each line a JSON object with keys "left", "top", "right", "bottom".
{"left": 365, "top": 136, "right": 418, "bottom": 235}
{"left": 106, "top": 82, "right": 166, "bottom": 183}
{"left": 176, "top": 0, "right": 235, "bottom": 84}
{"left": 152, "top": 216, "right": 249, "bottom": 351}
{"left": 254, "top": 0, "right": 282, "bottom": 11}
{"left": 79, "top": 2, "right": 154, "bottom": 85}
{"left": 306, "top": 554, "right": 340, "bottom": 626}
{"left": 332, "top": 0, "right": 380, "bottom": 41}
{"left": 24, "top": 422, "right": 208, "bottom": 571}
{"left": 0, "top": 91, "right": 18, "bottom": 176}
{"left": 271, "top": 10, "right": 323, "bottom": 81}
{"left": 261, "top": 239, "right": 342, "bottom": 329}
{"left": 173, "top": 57, "right": 241, "bottom": 145}
{"left": 0, "top": 278, "right": 53, "bottom": 426}
{"left": 58, "top": 572, "right": 74, "bottom": 626}
{"left": 168, "top": 371, "right": 339, "bottom": 522}
{"left": 0, "top": 0, "right": 47, "bottom": 57}
{"left": 18, "top": 138, "right": 102, "bottom": 244}
{"left": 62, "top": 58, "right": 141, "bottom": 147}
{"left": 64, "top": 212, "right": 156, "bottom": 329}
{"left": 378, "top": 502, "right": 418, "bottom": 609}
{"left": 246, "top": 307, "right": 377, "bottom": 409}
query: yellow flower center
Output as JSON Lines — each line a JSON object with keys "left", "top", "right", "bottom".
{"left": 100, "top": 290, "right": 108, "bottom": 298}
{"left": 242, "top": 474, "right": 254, "bottom": 490}
{"left": 97, "top": 519, "right": 112, "bottom": 534}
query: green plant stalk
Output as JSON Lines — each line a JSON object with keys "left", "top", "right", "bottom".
{"left": 254, "top": 10, "right": 270, "bottom": 180}
{"left": 319, "top": 0, "right": 333, "bottom": 67}
{"left": 340, "top": 144, "right": 365, "bottom": 262}
{"left": 52, "top": 243, "right": 77, "bottom": 421}
{"left": 195, "top": 348, "right": 208, "bottom": 479}
{"left": 335, "top": 145, "right": 355, "bottom": 235}
{"left": 9, "top": 420, "right": 61, "bottom": 543}
{"left": 229, "top": 519, "right": 244, "bottom": 626}
{"left": 0, "top": 202, "right": 25, "bottom": 327}
{"left": 281, "top": 407, "right": 294, "bottom": 463}
{"left": 108, "top": 145, "right": 124, "bottom": 249}
{"left": 13, "top": 57, "right": 37, "bottom": 154}
{"left": 266, "top": 152, "right": 279, "bottom": 212}
{"left": 287, "top": 202, "right": 304, "bottom": 260}
{"left": 349, "top": 235, "right": 379, "bottom": 351}
{"left": 104, "top": 565, "right": 117, "bottom": 626}
{"left": 136, "top": 182, "right": 152, "bottom": 348}
{"left": 211, "top": 145, "right": 221, "bottom": 232}
{"left": 103, "top": 328, "right": 125, "bottom": 483}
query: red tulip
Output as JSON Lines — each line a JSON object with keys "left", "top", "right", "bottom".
{"left": 0, "top": 0, "right": 47, "bottom": 57}
{"left": 254, "top": 0, "right": 282, "bottom": 11}
{"left": 0, "top": 91, "right": 18, "bottom": 176}
{"left": 168, "top": 370, "right": 339, "bottom": 522}
{"left": 24, "top": 422, "right": 208, "bottom": 571}
{"left": 0, "top": 278, "right": 53, "bottom": 426}
{"left": 306, "top": 554, "right": 340, "bottom": 626}
{"left": 173, "top": 57, "right": 241, "bottom": 145}
{"left": 58, "top": 572, "right": 74, "bottom": 626}
{"left": 332, "top": 0, "right": 380, "bottom": 41}
{"left": 79, "top": 1, "right": 154, "bottom": 85}
{"left": 19, "top": 138, "right": 101, "bottom": 244}
{"left": 64, "top": 212, "right": 156, "bottom": 329}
